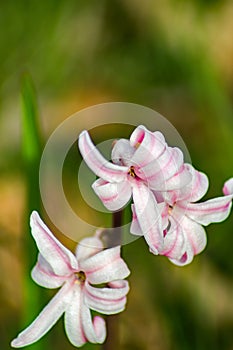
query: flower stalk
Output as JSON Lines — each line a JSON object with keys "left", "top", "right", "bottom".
{"left": 21, "top": 76, "right": 44, "bottom": 350}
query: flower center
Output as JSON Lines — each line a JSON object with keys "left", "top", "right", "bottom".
{"left": 75, "top": 271, "right": 86, "bottom": 284}
{"left": 168, "top": 205, "right": 173, "bottom": 215}
{"left": 128, "top": 166, "right": 136, "bottom": 178}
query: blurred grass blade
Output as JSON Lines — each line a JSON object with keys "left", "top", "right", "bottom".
{"left": 20, "top": 75, "right": 46, "bottom": 350}
{"left": 21, "top": 75, "right": 41, "bottom": 164}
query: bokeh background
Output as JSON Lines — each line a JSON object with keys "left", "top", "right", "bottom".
{"left": 0, "top": 0, "right": 233, "bottom": 349}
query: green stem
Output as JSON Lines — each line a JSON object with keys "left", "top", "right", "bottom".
{"left": 21, "top": 75, "right": 44, "bottom": 350}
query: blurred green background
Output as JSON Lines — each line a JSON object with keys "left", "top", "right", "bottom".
{"left": 0, "top": 0, "right": 233, "bottom": 349}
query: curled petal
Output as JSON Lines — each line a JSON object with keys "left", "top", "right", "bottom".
{"left": 64, "top": 284, "right": 87, "bottom": 347}
{"left": 111, "top": 139, "right": 135, "bottom": 166}
{"left": 181, "top": 196, "right": 233, "bottom": 226}
{"left": 80, "top": 246, "right": 130, "bottom": 284}
{"left": 223, "top": 178, "right": 233, "bottom": 195}
{"left": 169, "top": 215, "right": 207, "bottom": 266}
{"left": 161, "top": 164, "right": 192, "bottom": 191}
{"left": 183, "top": 217, "right": 207, "bottom": 255}
{"left": 31, "top": 254, "right": 66, "bottom": 289}
{"left": 84, "top": 280, "right": 129, "bottom": 315}
{"left": 131, "top": 202, "right": 167, "bottom": 236}
{"left": 130, "top": 125, "right": 166, "bottom": 168}
{"left": 11, "top": 280, "right": 74, "bottom": 348}
{"left": 169, "top": 241, "right": 194, "bottom": 266}
{"left": 92, "top": 178, "right": 132, "bottom": 211}
{"left": 138, "top": 147, "right": 184, "bottom": 189}
{"left": 159, "top": 164, "right": 209, "bottom": 204}
{"left": 78, "top": 130, "right": 128, "bottom": 182}
{"left": 160, "top": 216, "right": 185, "bottom": 260}
{"left": 76, "top": 237, "right": 104, "bottom": 262}
{"left": 130, "top": 204, "right": 143, "bottom": 236}
{"left": 81, "top": 304, "right": 106, "bottom": 344}
{"left": 184, "top": 165, "right": 209, "bottom": 202}
{"left": 132, "top": 182, "right": 163, "bottom": 254}
{"left": 30, "top": 211, "right": 78, "bottom": 275}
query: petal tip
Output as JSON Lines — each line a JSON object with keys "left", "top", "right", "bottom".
{"left": 79, "top": 129, "right": 88, "bottom": 138}
{"left": 30, "top": 210, "right": 39, "bottom": 219}
{"left": 11, "top": 338, "right": 21, "bottom": 348}
{"left": 30, "top": 211, "right": 40, "bottom": 229}
{"left": 223, "top": 178, "right": 233, "bottom": 196}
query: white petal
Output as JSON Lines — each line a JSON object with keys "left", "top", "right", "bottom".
{"left": 132, "top": 182, "right": 163, "bottom": 254}
{"left": 92, "top": 178, "right": 132, "bottom": 211}
{"left": 31, "top": 253, "right": 66, "bottom": 289}
{"left": 158, "top": 164, "right": 209, "bottom": 204}
{"left": 161, "top": 164, "right": 192, "bottom": 191}
{"left": 81, "top": 304, "right": 106, "bottom": 344}
{"left": 223, "top": 177, "right": 233, "bottom": 195}
{"left": 64, "top": 284, "right": 87, "bottom": 347}
{"left": 131, "top": 202, "right": 167, "bottom": 236}
{"left": 111, "top": 139, "right": 135, "bottom": 166}
{"left": 181, "top": 196, "right": 233, "bottom": 226}
{"left": 30, "top": 211, "right": 78, "bottom": 275}
{"left": 169, "top": 240, "right": 194, "bottom": 266}
{"left": 78, "top": 130, "right": 128, "bottom": 182}
{"left": 75, "top": 236, "right": 104, "bottom": 262}
{"left": 160, "top": 216, "right": 185, "bottom": 260}
{"left": 130, "top": 125, "right": 166, "bottom": 168}
{"left": 84, "top": 280, "right": 129, "bottom": 315}
{"left": 184, "top": 165, "right": 209, "bottom": 202}
{"left": 169, "top": 215, "right": 207, "bottom": 266}
{"left": 11, "top": 280, "right": 74, "bottom": 348}
{"left": 138, "top": 146, "right": 184, "bottom": 188}
{"left": 80, "top": 246, "right": 130, "bottom": 284}
{"left": 130, "top": 204, "right": 144, "bottom": 236}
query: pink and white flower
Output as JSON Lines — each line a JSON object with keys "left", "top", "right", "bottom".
{"left": 78, "top": 125, "right": 191, "bottom": 253}
{"left": 11, "top": 211, "right": 130, "bottom": 348}
{"left": 132, "top": 165, "right": 233, "bottom": 265}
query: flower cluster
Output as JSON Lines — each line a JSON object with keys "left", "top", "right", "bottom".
{"left": 11, "top": 212, "right": 130, "bottom": 348}
{"left": 11, "top": 125, "right": 233, "bottom": 349}
{"left": 79, "top": 125, "right": 233, "bottom": 266}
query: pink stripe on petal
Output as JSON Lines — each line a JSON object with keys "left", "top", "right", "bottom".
{"left": 132, "top": 182, "right": 164, "bottom": 254}
{"left": 64, "top": 284, "right": 87, "bottom": 347}
{"left": 130, "top": 204, "right": 144, "bottom": 236}
{"left": 187, "top": 166, "right": 209, "bottom": 202}
{"left": 169, "top": 241, "right": 194, "bottom": 266}
{"left": 183, "top": 196, "right": 233, "bottom": 226}
{"left": 11, "top": 280, "right": 74, "bottom": 348}
{"left": 140, "top": 147, "right": 184, "bottom": 185}
{"left": 156, "top": 164, "right": 208, "bottom": 204}
{"left": 30, "top": 212, "right": 78, "bottom": 275}
{"left": 84, "top": 284, "right": 128, "bottom": 315}
{"left": 81, "top": 303, "right": 106, "bottom": 344}
{"left": 80, "top": 246, "right": 130, "bottom": 284}
{"left": 130, "top": 125, "right": 166, "bottom": 168}
{"left": 78, "top": 130, "right": 128, "bottom": 183}
{"left": 160, "top": 164, "right": 192, "bottom": 191}
{"left": 85, "top": 280, "right": 129, "bottom": 302}
{"left": 181, "top": 216, "right": 207, "bottom": 255}
{"left": 168, "top": 215, "right": 207, "bottom": 266}
{"left": 92, "top": 178, "right": 132, "bottom": 211}
{"left": 86, "top": 295, "right": 127, "bottom": 315}
{"left": 31, "top": 254, "right": 67, "bottom": 289}
{"left": 160, "top": 216, "right": 185, "bottom": 259}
